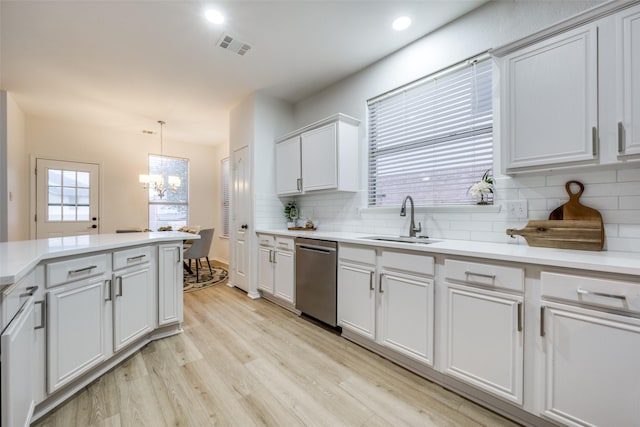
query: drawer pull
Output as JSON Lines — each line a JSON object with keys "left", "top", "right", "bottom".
{"left": 68, "top": 265, "right": 97, "bottom": 275}
{"left": 20, "top": 285, "right": 39, "bottom": 297}
{"left": 576, "top": 288, "right": 626, "bottom": 301}
{"left": 517, "top": 302, "right": 523, "bottom": 332}
{"left": 540, "top": 306, "right": 546, "bottom": 337}
{"left": 379, "top": 273, "right": 385, "bottom": 293}
{"left": 618, "top": 121, "right": 626, "bottom": 153}
{"left": 34, "top": 300, "right": 46, "bottom": 330}
{"left": 464, "top": 271, "right": 495, "bottom": 280}
{"left": 105, "top": 280, "right": 112, "bottom": 302}
{"left": 126, "top": 255, "right": 146, "bottom": 262}
{"left": 369, "top": 271, "right": 374, "bottom": 291}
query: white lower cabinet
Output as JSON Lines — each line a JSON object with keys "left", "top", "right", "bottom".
{"left": 113, "top": 266, "right": 153, "bottom": 352}
{"left": 338, "top": 262, "right": 376, "bottom": 340}
{"left": 441, "top": 258, "right": 525, "bottom": 405}
{"left": 47, "top": 274, "right": 112, "bottom": 393}
{"left": 540, "top": 302, "right": 640, "bottom": 427}
{"left": 379, "top": 271, "right": 434, "bottom": 365}
{"left": 443, "top": 283, "right": 524, "bottom": 404}
{"left": 158, "top": 243, "right": 183, "bottom": 326}
{"left": 257, "top": 235, "right": 295, "bottom": 305}
{"left": 338, "top": 244, "right": 435, "bottom": 366}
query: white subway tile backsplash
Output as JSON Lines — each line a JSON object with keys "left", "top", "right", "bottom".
{"left": 256, "top": 170, "right": 640, "bottom": 253}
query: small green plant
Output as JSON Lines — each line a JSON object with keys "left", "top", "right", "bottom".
{"left": 284, "top": 200, "right": 298, "bottom": 221}
{"left": 468, "top": 169, "right": 494, "bottom": 205}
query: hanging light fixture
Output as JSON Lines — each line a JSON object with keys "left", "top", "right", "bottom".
{"left": 139, "top": 120, "right": 181, "bottom": 198}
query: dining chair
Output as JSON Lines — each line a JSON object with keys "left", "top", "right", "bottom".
{"left": 183, "top": 228, "right": 215, "bottom": 282}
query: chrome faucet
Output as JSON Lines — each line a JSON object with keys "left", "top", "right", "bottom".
{"left": 400, "top": 195, "right": 422, "bottom": 237}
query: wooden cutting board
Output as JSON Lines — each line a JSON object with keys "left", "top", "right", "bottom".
{"left": 506, "top": 181, "right": 605, "bottom": 250}
{"left": 506, "top": 220, "right": 603, "bottom": 251}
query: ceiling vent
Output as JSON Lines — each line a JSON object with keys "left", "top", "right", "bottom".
{"left": 217, "top": 33, "right": 252, "bottom": 56}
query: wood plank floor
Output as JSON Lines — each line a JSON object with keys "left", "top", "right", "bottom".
{"left": 34, "top": 282, "right": 519, "bottom": 427}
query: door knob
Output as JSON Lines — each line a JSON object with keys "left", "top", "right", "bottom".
{"left": 241, "top": 224, "right": 248, "bottom": 230}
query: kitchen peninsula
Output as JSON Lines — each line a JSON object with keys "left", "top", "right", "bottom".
{"left": 0, "top": 231, "right": 195, "bottom": 427}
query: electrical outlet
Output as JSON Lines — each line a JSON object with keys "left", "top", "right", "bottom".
{"left": 506, "top": 200, "right": 528, "bottom": 219}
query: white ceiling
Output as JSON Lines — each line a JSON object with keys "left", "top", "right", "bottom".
{"left": 1, "top": 1, "right": 487, "bottom": 146}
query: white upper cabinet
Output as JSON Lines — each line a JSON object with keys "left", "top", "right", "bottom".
{"left": 275, "top": 114, "right": 360, "bottom": 196}
{"left": 616, "top": 4, "right": 640, "bottom": 158}
{"left": 275, "top": 136, "right": 302, "bottom": 195}
{"left": 500, "top": 24, "right": 599, "bottom": 171}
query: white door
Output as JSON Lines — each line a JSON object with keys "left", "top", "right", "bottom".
{"left": 232, "top": 146, "right": 250, "bottom": 293}
{"left": 301, "top": 122, "right": 337, "bottom": 191}
{"left": 257, "top": 246, "right": 274, "bottom": 293}
{"left": 379, "top": 272, "right": 434, "bottom": 366}
{"left": 337, "top": 262, "right": 376, "bottom": 340}
{"left": 617, "top": 5, "right": 640, "bottom": 157}
{"left": 36, "top": 159, "right": 100, "bottom": 238}
{"left": 274, "top": 250, "right": 294, "bottom": 304}
{"left": 541, "top": 302, "right": 640, "bottom": 427}
{"left": 444, "top": 283, "right": 524, "bottom": 405}
{"left": 113, "top": 267, "right": 152, "bottom": 352}
{"left": 158, "top": 243, "right": 183, "bottom": 326}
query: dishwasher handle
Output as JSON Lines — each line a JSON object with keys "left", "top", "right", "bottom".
{"left": 296, "top": 243, "right": 336, "bottom": 254}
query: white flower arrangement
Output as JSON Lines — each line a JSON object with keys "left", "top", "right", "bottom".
{"left": 468, "top": 169, "right": 494, "bottom": 205}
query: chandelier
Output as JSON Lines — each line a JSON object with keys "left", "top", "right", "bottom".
{"left": 139, "top": 120, "right": 181, "bottom": 199}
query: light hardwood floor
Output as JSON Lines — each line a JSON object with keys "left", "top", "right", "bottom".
{"left": 34, "top": 282, "right": 518, "bottom": 427}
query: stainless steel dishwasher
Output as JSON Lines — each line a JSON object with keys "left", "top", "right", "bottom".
{"left": 295, "top": 237, "right": 338, "bottom": 327}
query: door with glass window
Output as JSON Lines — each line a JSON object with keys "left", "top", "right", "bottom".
{"left": 35, "top": 159, "right": 100, "bottom": 238}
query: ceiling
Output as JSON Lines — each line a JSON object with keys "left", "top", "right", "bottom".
{"left": 1, "top": 1, "right": 488, "bottom": 146}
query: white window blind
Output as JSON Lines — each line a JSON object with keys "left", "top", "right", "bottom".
{"left": 368, "top": 57, "right": 493, "bottom": 207}
{"left": 221, "top": 157, "right": 230, "bottom": 237}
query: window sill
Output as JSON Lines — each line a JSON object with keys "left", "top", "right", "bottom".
{"left": 359, "top": 204, "right": 502, "bottom": 214}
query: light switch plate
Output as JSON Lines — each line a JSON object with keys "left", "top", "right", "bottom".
{"left": 506, "top": 200, "right": 528, "bottom": 219}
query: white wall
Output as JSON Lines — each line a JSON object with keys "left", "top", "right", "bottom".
{"left": 6, "top": 92, "right": 29, "bottom": 241}
{"left": 286, "top": 0, "right": 640, "bottom": 252}
{"left": 26, "top": 116, "right": 228, "bottom": 258}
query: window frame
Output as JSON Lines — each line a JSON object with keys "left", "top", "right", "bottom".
{"left": 147, "top": 154, "right": 189, "bottom": 231}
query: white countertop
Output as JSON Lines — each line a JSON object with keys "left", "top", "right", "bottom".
{"left": 0, "top": 232, "right": 196, "bottom": 287}
{"left": 256, "top": 229, "right": 640, "bottom": 277}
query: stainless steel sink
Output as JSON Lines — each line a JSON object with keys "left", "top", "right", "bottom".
{"left": 360, "top": 236, "right": 440, "bottom": 244}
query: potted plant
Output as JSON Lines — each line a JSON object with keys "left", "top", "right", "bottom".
{"left": 468, "top": 169, "right": 494, "bottom": 205}
{"left": 284, "top": 200, "right": 298, "bottom": 228}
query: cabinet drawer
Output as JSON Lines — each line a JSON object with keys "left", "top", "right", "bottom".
{"left": 113, "top": 246, "right": 152, "bottom": 270}
{"left": 257, "top": 234, "right": 275, "bottom": 247}
{"left": 339, "top": 244, "right": 376, "bottom": 265}
{"left": 444, "top": 259, "right": 524, "bottom": 292}
{"left": 541, "top": 272, "right": 640, "bottom": 314}
{"left": 380, "top": 250, "right": 434, "bottom": 276}
{"left": 275, "top": 236, "right": 295, "bottom": 252}
{"left": 47, "top": 254, "right": 108, "bottom": 288}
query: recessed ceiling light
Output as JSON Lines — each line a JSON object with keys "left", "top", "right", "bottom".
{"left": 205, "top": 9, "right": 225, "bottom": 25}
{"left": 392, "top": 16, "right": 411, "bottom": 31}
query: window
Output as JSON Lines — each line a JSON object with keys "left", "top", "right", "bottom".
{"left": 147, "top": 155, "right": 189, "bottom": 231}
{"left": 46, "top": 169, "right": 90, "bottom": 221}
{"left": 368, "top": 56, "right": 493, "bottom": 207}
{"left": 221, "top": 157, "right": 230, "bottom": 237}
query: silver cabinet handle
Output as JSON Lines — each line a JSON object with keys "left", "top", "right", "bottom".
{"left": 34, "top": 300, "right": 46, "bottom": 330}
{"left": 20, "top": 285, "right": 38, "bottom": 297}
{"left": 68, "top": 265, "right": 97, "bottom": 276}
{"left": 618, "top": 121, "right": 626, "bottom": 153}
{"left": 296, "top": 178, "right": 302, "bottom": 192}
{"left": 577, "top": 288, "right": 626, "bottom": 301}
{"left": 540, "top": 306, "right": 546, "bottom": 337}
{"left": 176, "top": 247, "right": 181, "bottom": 264}
{"left": 116, "top": 276, "right": 123, "bottom": 297}
{"left": 464, "top": 271, "right": 495, "bottom": 280}
{"left": 127, "top": 254, "right": 146, "bottom": 262}
{"left": 369, "top": 271, "right": 374, "bottom": 291}
{"left": 105, "top": 279, "right": 112, "bottom": 302}
{"left": 272, "top": 251, "right": 277, "bottom": 264}
{"left": 517, "top": 302, "right": 523, "bottom": 332}
{"left": 379, "top": 273, "right": 385, "bottom": 293}
{"left": 268, "top": 250, "right": 273, "bottom": 263}
{"left": 592, "top": 126, "right": 598, "bottom": 156}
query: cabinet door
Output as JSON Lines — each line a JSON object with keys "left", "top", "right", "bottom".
{"left": 258, "top": 246, "right": 274, "bottom": 293}
{"left": 444, "top": 283, "right": 524, "bottom": 405}
{"left": 158, "top": 243, "right": 183, "bottom": 326}
{"left": 541, "top": 303, "right": 640, "bottom": 427}
{"left": 274, "top": 250, "right": 294, "bottom": 304}
{"left": 338, "top": 262, "right": 375, "bottom": 340}
{"left": 379, "top": 272, "right": 434, "bottom": 366}
{"left": 113, "top": 267, "right": 153, "bottom": 352}
{"left": 502, "top": 24, "right": 598, "bottom": 170}
{"left": 617, "top": 5, "right": 640, "bottom": 157}
{"left": 1, "top": 293, "right": 36, "bottom": 427}
{"left": 48, "top": 276, "right": 110, "bottom": 393}
{"left": 301, "top": 122, "right": 337, "bottom": 191}
{"left": 276, "top": 136, "right": 302, "bottom": 195}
